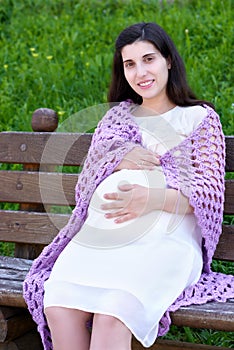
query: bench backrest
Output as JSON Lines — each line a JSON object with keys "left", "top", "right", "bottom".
{"left": 0, "top": 113, "right": 233, "bottom": 261}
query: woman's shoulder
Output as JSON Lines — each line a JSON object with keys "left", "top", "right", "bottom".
{"left": 178, "top": 105, "right": 208, "bottom": 129}
{"left": 168, "top": 105, "right": 209, "bottom": 136}
{"left": 178, "top": 105, "right": 207, "bottom": 119}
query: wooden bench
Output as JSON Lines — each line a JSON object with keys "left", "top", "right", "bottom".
{"left": 0, "top": 109, "right": 233, "bottom": 350}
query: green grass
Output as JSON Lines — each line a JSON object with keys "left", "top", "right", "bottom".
{"left": 164, "top": 325, "right": 234, "bottom": 348}
{"left": 0, "top": 0, "right": 233, "bottom": 347}
{"left": 0, "top": 242, "right": 14, "bottom": 256}
{"left": 0, "top": 0, "right": 233, "bottom": 132}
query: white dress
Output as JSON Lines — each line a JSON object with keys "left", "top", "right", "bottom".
{"left": 44, "top": 105, "right": 206, "bottom": 347}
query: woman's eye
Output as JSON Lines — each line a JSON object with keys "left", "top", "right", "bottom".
{"left": 145, "top": 56, "right": 154, "bottom": 62}
{"left": 124, "top": 62, "right": 134, "bottom": 68}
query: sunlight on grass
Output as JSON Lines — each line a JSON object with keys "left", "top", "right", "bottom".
{"left": 0, "top": 0, "right": 233, "bottom": 133}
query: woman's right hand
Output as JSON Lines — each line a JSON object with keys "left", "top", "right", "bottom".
{"left": 114, "top": 146, "right": 160, "bottom": 171}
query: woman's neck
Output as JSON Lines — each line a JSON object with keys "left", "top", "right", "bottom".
{"left": 141, "top": 99, "right": 176, "bottom": 115}
{"left": 134, "top": 99, "right": 176, "bottom": 117}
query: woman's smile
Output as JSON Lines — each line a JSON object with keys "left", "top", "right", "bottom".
{"left": 138, "top": 79, "right": 155, "bottom": 89}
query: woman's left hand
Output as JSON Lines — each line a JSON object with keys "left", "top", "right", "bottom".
{"left": 101, "top": 183, "right": 155, "bottom": 223}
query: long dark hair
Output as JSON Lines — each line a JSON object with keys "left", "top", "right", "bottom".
{"left": 108, "top": 22, "right": 214, "bottom": 108}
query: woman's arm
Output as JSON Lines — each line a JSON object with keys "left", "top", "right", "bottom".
{"left": 101, "top": 184, "right": 193, "bottom": 224}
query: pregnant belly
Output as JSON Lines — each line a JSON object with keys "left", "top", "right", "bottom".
{"left": 72, "top": 167, "right": 173, "bottom": 248}
{"left": 93, "top": 166, "right": 166, "bottom": 201}
{"left": 89, "top": 167, "right": 167, "bottom": 219}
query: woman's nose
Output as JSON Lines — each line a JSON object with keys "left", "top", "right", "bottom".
{"left": 136, "top": 63, "right": 147, "bottom": 77}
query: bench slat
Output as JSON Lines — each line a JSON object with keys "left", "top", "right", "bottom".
{"left": 0, "top": 132, "right": 92, "bottom": 166}
{"left": 1, "top": 256, "right": 234, "bottom": 332}
{"left": 0, "top": 171, "right": 233, "bottom": 214}
{"left": 0, "top": 212, "right": 233, "bottom": 261}
{"left": 0, "top": 257, "right": 32, "bottom": 308}
{"left": 0, "top": 133, "right": 233, "bottom": 171}
{"left": 0, "top": 217, "right": 233, "bottom": 260}
{"left": 0, "top": 211, "right": 69, "bottom": 244}
{"left": 171, "top": 299, "right": 234, "bottom": 332}
{"left": 0, "top": 256, "right": 32, "bottom": 271}
{"left": 0, "top": 286, "right": 26, "bottom": 308}
{"left": 132, "top": 338, "right": 232, "bottom": 349}
{"left": 0, "top": 171, "right": 77, "bottom": 205}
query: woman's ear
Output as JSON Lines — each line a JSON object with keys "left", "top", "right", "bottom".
{"left": 167, "top": 56, "right": 172, "bottom": 69}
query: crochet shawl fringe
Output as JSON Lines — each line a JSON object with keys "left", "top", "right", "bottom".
{"left": 23, "top": 101, "right": 234, "bottom": 349}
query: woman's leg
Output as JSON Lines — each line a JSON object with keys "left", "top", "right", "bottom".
{"left": 90, "top": 313, "right": 132, "bottom": 350}
{"left": 45, "top": 306, "right": 92, "bottom": 350}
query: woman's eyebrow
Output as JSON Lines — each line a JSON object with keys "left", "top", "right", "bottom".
{"left": 123, "top": 52, "right": 157, "bottom": 63}
{"left": 142, "top": 52, "right": 157, "bottom": 57}
{"left": 123, "top": 58, "right": 132, "bottom": 63}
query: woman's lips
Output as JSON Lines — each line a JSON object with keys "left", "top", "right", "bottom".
{"left": 138, "top": 79, "right": 154, "bottom": 89}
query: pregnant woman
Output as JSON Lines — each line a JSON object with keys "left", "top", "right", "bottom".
{"left": 23, "top": 22, "right": 234, "bottom": 350}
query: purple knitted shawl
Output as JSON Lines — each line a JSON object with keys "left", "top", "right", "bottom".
{"left": 23, "top": 101, "right": 234, "bottom": 349}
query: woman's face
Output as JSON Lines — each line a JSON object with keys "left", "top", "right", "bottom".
{"left": 121, "top": 40, "right": 171, "bottom": 109}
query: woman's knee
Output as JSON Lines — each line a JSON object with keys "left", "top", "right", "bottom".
{"left": 94, "top": 314, "right": 117, "bottom": 327}
{"left": 91, "top": 314, "right": 132, "bottom": 349}
{"left": 44, "top": 306, "right": 60, "bottom": 323}
{"left": 45, "top": 306, "right": 92, "bottom": 325}
{"left": 93, "top": 313, "right": 130, "bottom": 334}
